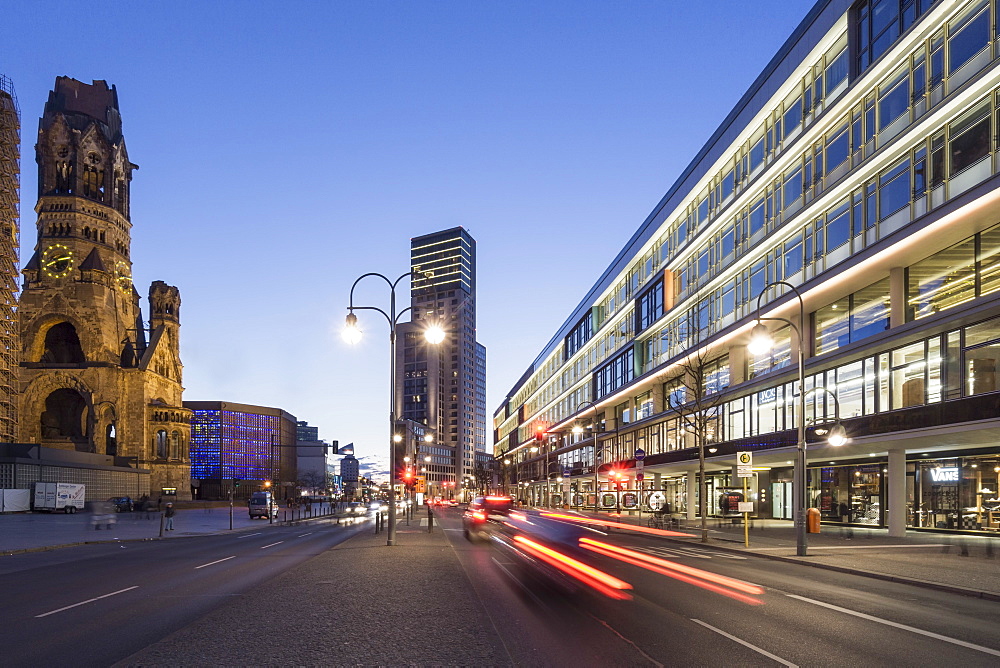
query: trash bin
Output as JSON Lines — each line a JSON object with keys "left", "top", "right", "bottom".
{"left": 807, "top": 507, "right": 821, "bottom": 533}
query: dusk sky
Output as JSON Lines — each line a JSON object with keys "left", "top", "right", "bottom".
{"left": 3, "top": 0, "right": 814, "bottom": 476}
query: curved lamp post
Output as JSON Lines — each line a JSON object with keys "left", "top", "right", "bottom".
{"left": 749, "top": 281, "right": 847, "bottom": 556}
{"left": 344, "top": 271, "right": 445, "bottom": 547}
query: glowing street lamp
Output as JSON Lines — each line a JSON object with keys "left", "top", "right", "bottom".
{"left": 345, "top": 271, "right": 445, "bottom": 547}
{"left": 750, "top": 281, "right": 848, "bottom": 556}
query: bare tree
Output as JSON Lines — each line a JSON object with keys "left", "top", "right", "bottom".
{"left": 660, "top": 343, "right": 727, "bottom": 543}
{"left": 297, "top": 470, "right": 326, "bottom": 494}
{"left": 472, "top": 460, "right": 490, "bottom": 495}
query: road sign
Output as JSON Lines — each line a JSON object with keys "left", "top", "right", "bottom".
{"left": 636, "top": 472, "right": 645, "bottom": 481}
{"left": 563, "top": 469, "right": 571, "bottom": 477}
{"left": 736, "top": 451, "right": 753, "bottom": 478}
{"left": 634, "top": 448, "right": 646, "bottom": 461}
{"left": 635, "top": 460, "right": 644, "bottom": 470}
{"left": 415, "top": 476, "right": 426, "bottom": 493}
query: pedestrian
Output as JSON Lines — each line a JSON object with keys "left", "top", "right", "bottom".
{"left": 164, "top": 502, "right": 175, "bottom": 531}
{"left": 142, "top": 498, "right": 154, "bottom": 519}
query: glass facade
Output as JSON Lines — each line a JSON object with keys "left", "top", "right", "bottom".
{"left": 496, "top": 0, "right": 1000, "bottom": 535}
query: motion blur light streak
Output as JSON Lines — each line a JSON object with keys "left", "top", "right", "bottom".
{"left": 540, "top": 512, "right": 695, "bottom": 538}
{"left": 579, "top": 539, "right": 764, "bottom": 606}
{"left": 512, "top": 535, "right": 633, "bottom": 600}
{"left": 579, "top": 539, "right": 764, "bottom": 595}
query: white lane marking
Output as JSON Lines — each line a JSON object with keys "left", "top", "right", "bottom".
{"left": 787, "top": 594, "right": 1000, "bottom": 657}
{"left": 691, "top": 619, "right": 797, "bottom": 667}
{"left": 195, "top": 556, "right": 235, "bottom": 569}
{"left": 297, "top": 532, "right": 313, "bottom": 537}
{"left": 237, "top": 532, "right": 262, "bottom": 539}
{"left": 260, "top": 541, "right": 284, "bottom": 549}
{"left": 35, "top": 586, "right": 139, "bottom": 618}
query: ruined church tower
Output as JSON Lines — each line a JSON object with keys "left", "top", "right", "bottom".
{"left": 18, "top": 77, "right": 191, "bottom": 499}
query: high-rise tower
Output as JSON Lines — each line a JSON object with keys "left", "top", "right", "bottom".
{"left": 0, "top": 75, "right": 19, "bottom": 442}
{"left": 18, "top": 77, "right": 190, "bottom": 498}
{"left": 396, "top": 227, "right": 485, "bottom": 501}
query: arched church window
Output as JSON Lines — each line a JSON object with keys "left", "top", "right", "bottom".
{"left": 155, "top": 430, "right": 168, "bottom": 459}
{"left": 41, "top": 322, "right": 86, "bottom": 364}
{"left": 170, "top": 431, "right": 182, "bottom": 460}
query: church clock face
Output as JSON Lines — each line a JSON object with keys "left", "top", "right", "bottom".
{"left": 115, "top": 261, "right": 132, "bottom": 291}
{"left": 42, "top": 244, "right": 74, "bottom": 278}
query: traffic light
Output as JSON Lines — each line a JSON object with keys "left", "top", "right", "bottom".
{"left": 233, "top": 477, "right": 241, "bottom": 488}
{"left": 402, "top": 469, "right": 415, "bottom": 486}
{"left": 535, "top": 425, "right": 546, "bottom": 443}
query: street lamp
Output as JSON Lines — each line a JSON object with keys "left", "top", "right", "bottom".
{"left": 749, "top": 280, "right": 816, "bottom": 556}
{"left": 345, "top": 271, "right": 445, "bottom": 547}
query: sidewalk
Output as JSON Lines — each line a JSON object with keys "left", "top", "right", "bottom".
{"left": 117, "top": 514, "right": 511, "bottom": 666}
{"left": 580, "top": 510, "right": 1000, "bottom": 601}
{"left": 0, "top": 503, "right": 345, "bottom": 554}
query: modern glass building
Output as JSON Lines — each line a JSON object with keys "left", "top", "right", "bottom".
{"left": 186, "top": 401, "right": 297, "bottom": 501}
{"left": 495, "top": 0, "right": 1000, "bottom": 535}
{"left": 397, "top": 227, "right": 486, "bottom": 501}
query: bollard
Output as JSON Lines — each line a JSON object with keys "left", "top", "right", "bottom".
{"left": 159, "top": 512, "right": 165, "bottom": 538}
{"left": 427, "top": 505, "right": 433, "bottom": 532}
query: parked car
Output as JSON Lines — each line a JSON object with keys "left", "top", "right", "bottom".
{"left": 248, "top": 491, "right": 279, "bottom": 519}
{"left": 107, "top": 496, "right": 134, "bottom": 512}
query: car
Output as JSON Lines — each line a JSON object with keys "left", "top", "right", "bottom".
{"left": 368, "top": 500, "right": 388, "bottom": 513}
{"left": 346, "top": 502, "right": 368, "bottom": 515}
{"left": 248, "top": 491, "right": 279, "bottom": 519}
{"left": 462, "top": 495, "right": 514, "bottom": 542}
{"left": 489, "top": 509, "right": 632, "bottom": 601}
{"left": 107, "top": 496, "right": 134, "bottom": 512}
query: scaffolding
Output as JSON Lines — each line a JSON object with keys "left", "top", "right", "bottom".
{"left": 0, "top": 75, "right": 19, "bottom": 442}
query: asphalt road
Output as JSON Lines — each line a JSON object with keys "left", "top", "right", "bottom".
{"left": 6, "top": 507, "right": 1000, "bottom": 667}
{"left": 2, "top": 515, "right": 367, "bottom": 666}
{"left": 435, "top": 508, "right": 1000, "bottom": 667}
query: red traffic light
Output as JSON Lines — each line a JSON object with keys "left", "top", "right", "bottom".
{"left": 535, "top": 425, "right": 546, "bottom": 442}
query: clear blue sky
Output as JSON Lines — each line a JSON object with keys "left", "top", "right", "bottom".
{"left": 3, "top": 0, "right": 815, "bottom": 477}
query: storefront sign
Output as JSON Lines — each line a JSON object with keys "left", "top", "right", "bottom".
{"left": 930, "top": 467, "right": 959, "bottom": 482}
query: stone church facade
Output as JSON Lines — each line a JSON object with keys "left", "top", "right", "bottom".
{"left": 18, "top": 77, "right": 191, "bottom": 498}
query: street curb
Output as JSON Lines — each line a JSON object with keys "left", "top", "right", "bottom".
{"left": 660, "top": 535, "right": 1000, "bottom": 603}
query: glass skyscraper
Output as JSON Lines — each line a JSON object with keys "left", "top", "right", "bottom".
{"left": 397, "top": 227, "right": 485, "bottom": 501}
